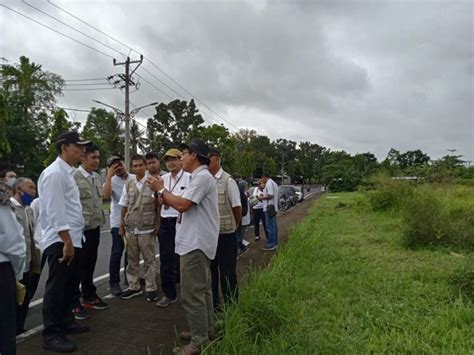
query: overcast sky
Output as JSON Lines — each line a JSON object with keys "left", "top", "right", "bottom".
{"left": 1, "top": 0, "right": 473, "bottom": 162}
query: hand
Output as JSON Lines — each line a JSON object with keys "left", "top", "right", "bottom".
{"left": 59, "top": 242, "right": 74, "bottom": 266}
{"left": 119, "top": 225, "right": 126, "bottom": 240}
{"left": 147, "top": 176, "right": 164, "bottom": 192}
{"left": 257, "top": 196, "right": 263, "bottom": 202}
{"left": 106, "top": 163, "right": 119, "bottom": 178}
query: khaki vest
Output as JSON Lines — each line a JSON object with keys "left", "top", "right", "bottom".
{"left": 74, "top": 170, "right": 106, "bottom": 230}
{"left": 216, "top": 171, "right": 237, "bottom": 234}
{"left": 123, "top": 179, "right": 159, "bottom": 233}
{"left": 12, "top": 203, "right": 41, "bottom": 274}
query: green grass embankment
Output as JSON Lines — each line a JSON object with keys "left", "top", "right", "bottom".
{"left": 210, "top": 193, "right": 474, "bottom": 354}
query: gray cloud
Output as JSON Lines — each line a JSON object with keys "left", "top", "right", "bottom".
{"left": 1, "top": 0, "right": 472, "bottom": 161}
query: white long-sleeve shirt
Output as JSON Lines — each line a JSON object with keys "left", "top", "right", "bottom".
{"left": 0, "top": 205, "right": 26, "bottom": 280}
{"left": 37, "top": 157, "right": 85, "bottom": 251}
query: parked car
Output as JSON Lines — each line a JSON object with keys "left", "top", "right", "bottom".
{"left": 278, "top": 185, "right": 297, "bottom": 210}
{"left": 294, "top": 186, "right": 304, "bottom": 202}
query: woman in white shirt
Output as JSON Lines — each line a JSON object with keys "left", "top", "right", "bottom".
{"left": 252, "top": 181, "right": 268, "bottom": 242}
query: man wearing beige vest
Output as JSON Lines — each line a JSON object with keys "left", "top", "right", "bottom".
{"left": 72, "top": 144, "right": 108, "bottom": 321}
{"left": 208, "top": 147, "right": 242, "bottom": 309}
{"left": 119, "top": 154, "right": 160, "bottom": 302}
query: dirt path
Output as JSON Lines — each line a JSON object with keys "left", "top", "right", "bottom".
{"left": 17, "top": 193, "right": 320, "bottom": 355}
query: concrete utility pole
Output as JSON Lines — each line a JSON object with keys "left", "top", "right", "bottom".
{"left": 113, "top": 55, "right": 143, "bottom": 168}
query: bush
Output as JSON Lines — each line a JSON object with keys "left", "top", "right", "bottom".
{"left": 365, "top": 173, "right": 415, "bottom": 211}
{"left": 402, "top": 186, "right": 474, "bottom": 250}
{"left": 450, "top": 254, "right": 474, "bottom": 299}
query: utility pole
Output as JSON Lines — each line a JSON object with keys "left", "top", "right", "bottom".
{"left": 281, "top": 151, "right": 285, "bottom": 184}
{"left": 113, "top": 55, "right": 143, "bottom": 168}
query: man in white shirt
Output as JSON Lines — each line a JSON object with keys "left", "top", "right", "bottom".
{"left": 0, "top": 180, "right": 26, "bottom": 355}
{"left": 147, "top": 139, "right": 219, "bottom": 354}
{"left": 102, "top": 155, "right": 134, "bottom": 296}
{"left": 119, "top": 154, "right": 160, "bottom": 302}
{"left": 38, "top": 131, "right": 90, "bottom": 353}
{"left": 208, "top": 147, "right": 242, "bottom": 309}
{"left": 156, "top": 148, "right": 190, "bottom": 307}
{"left": 259, "top": 172, "right": 279, "bottom": 251}
{"left": 10, "top": 177, "right": 41, "bottom": 335}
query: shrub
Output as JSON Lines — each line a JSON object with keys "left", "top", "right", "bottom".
{"left": 450, "top": 254, "right": 474, "bottom": 299}
{"left": 402, "top": 186, "right": 474, "bottom": 250}
{"left": 365, "top": 173, "right": 415, "bottom": 211}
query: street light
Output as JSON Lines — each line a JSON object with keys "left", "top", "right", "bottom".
{"left": 92, "top": 99, "right": 158, "bottom": 168}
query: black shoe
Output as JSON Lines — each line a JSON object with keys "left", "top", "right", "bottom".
{"left": 83, "top": 297, "right": 110, "bottom": 310}
{"left": 110, "top": 283, "right": 123, "bottom": 296}
{"left": 72, "top": 305, "right": 90, "bottom": 320}
{"left": 42, "top": 334, "right": 76, "bottom": 353}
{"left": 146, "top": 291, "right": 158, "bottom": 302}
{"left": 121, "top": 288, "right": 143, "bottom": 300}
{"left": 64, "top": 322, "right": 90, "bottom": 334}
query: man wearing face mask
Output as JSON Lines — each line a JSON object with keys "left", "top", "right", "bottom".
{"left": 0, "top": 168, "right": 17, "bottom": 186}
{"left": 10, "top": 178, "right": 41, "bottom": 335}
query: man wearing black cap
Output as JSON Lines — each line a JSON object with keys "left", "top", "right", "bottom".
{"left": 207, "top": 147, "right": 242, "bottom": 309}
{"left": 103, "top": 155, "right": 134, "bottom": 296}
{"left": 37, "top": 131, "right": 90, "bottom": 352}
{"left": 147, "top": 139, "right": 219, "bottom": 355}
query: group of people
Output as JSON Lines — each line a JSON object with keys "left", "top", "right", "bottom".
{"left": 0, "top": 130, "right": 280, "bottom": 355}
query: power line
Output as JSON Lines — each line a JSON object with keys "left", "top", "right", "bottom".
{"left": 44, "top": 0, "right": 237, "bottom": 131}
{"left": 64, "top": 82, "right": 109, "bottom": 86}
{"left": 63, "top": 87, "right": 118, "bottom": 91}
{"left": 58, "top": 107, "right": 90, "bottom": 113}
{"left": 22, "top": 0, "right": 125, "bottom": 58}
{"left": 0, "top": 3, "right": 114, "bottom": 59}
{"left": 64, "top": 78, "right": 107, "bottom": 82}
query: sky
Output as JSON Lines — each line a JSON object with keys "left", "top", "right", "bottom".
{"left": 1, "top": 0, "right": 473, "bottom": 162}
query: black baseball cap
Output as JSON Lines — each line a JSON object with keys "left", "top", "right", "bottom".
{"left": 208, "top": 146, "right": 221, "bottom": 157}
{"left": 56, "top": 131, "right": 90, "bottom": 145}
{"left": 179, "top": 139, "right": 209, "bottom": 159}
{"left": 107, "top": 155, "right": 124, "bottom": 167}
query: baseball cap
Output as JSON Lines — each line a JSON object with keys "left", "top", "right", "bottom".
{"left": 163, "top": 148, "right": 182, "bottom": 159}
{"left": 107, "top": 155, "right": 124, "bottom": 167}
{"left": 179, "top": 139, "right": 209, "bottom": 159}
{"left": 56, "top": 131, "right": 90, "bottom": 145}
{"left": 208, "top": 147, "right": 221, "bottom": 157}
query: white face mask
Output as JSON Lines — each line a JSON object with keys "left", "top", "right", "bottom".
{"left": 6, "top": 177, "right": 16, "bottom": 187}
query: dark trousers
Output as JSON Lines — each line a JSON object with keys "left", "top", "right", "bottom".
{"left": 0, "top": 262, "right": 16, "bottom": 355}
{"left": 16, "top": 271, "right": 41, "bottom": 334}
{"left": 109, "top": 227, "right": 128, "bottom": 286}
{"left": 253, "top": 208, "right": 267, "bottom": 238}
{"left": 158, "top": 218, "right": 180, "bottom": 299}
{"left": 72, "top": 227, "right": 100, "bottom": 305}
{"left": 210, "top": 232, "right": 238, "bottom": 308}
{"left": 42, "top": 243, "right": 81, "bottom": 337}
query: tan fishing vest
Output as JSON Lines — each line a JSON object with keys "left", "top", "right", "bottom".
{"left": 74, "top": 170, "right": 106, "bottom": 230}
{"left": 216, "top": 171, "right": 237, "bottom": 234}
{"left": 123, "top": 179, "right": 159, "bottom": 233}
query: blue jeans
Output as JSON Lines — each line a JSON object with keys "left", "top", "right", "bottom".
{"left": 109, "top": 227, "right": 127, "bottom": 286}
{"left": 235, "top": 224, "right": 246, "bottom": 251}
{"left": 264, "top": 212, "right": 278, "bottom": 247}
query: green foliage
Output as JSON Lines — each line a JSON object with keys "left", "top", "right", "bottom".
{"left": 450, "top": 255, "right": 474, "bottom": 299}
{"left": 402, "top": 185, "right": 474, "bottom": 251}
{"left": 210, "top": 193, "right": 473, "bottom": 354}
{"left": 365, "top": 173, "right": 415, "bottom": 211}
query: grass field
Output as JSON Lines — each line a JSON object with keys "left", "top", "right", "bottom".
{"left": 209, "top": 193, "right": 474, "bottom": 354}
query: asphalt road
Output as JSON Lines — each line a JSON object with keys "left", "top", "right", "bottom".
{"left": 23, "top": 185, "right": 322, "bottom": 331}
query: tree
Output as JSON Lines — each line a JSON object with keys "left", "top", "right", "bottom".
{"left": 44, "top": 109, "right": 81, "bottom": 165}
{"left": 82, "top": 108, "right": 124, "bottom": 166}
{"left": 130, "top": 120, "right": 147, "bottom": 155}
{"left": 146, "top": 99, "right": 204, "bottom": 156}
{"left": 0, "top": 56, "right": 64, "bottom": 178}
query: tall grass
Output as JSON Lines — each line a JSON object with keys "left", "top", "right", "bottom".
{"left": 209, "top": 194, "right": 473, "bottom": 354}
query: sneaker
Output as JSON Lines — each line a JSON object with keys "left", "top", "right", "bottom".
{"left": 64, "top": 322, "right": 90, "bottom": 334}
{"left": 43, "top": 334, "right": 76, "bottom": 353}
{"left": 72, "top": 305, "right": 90, "bottom": 320}
{"left": 261, "top": 245, "right": 278, "bottom": 251}
{"left": 155, "top": 296, "right": 177, "bottom": 307}
{"left": 110, "top": 283, "right": 123, "bottom": 296}
{"left": 121, "top": 288, "right": 143, "bottom": 300}
{"left": 255, "top": 236, "right": 261, "bottom": 241}
{"left": 83, "top": 297, "right": 110, "bottom": 310}
{"left": 146, "top": 291, "right": 158, "bottom": 302}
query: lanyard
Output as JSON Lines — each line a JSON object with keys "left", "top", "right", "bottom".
{"left": 168, "top": 171, "right": 184, "bottom": 193}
